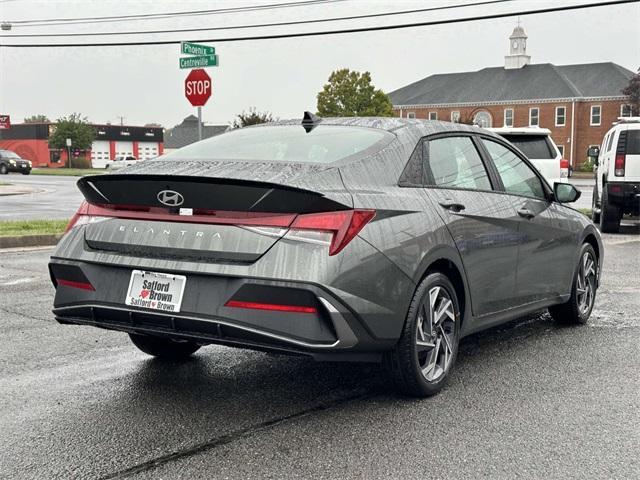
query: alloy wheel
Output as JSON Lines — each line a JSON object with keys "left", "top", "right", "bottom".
{"left": 577, "top": 251, "right": 596, "bottom": 315}
{"left": 415, "top": 286, "right": 456, "bottom": 382}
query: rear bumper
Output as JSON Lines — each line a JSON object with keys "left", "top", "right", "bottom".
{"left": 606, "top": 182, "right": 640, "bottom": 214}
{"left": 49, "top": 259, "right": 393, "bottom": 362}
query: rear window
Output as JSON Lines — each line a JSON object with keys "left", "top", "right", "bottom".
{"left": 502, "top": 135, "right": 555, "bottom": 159}
{"left": 626, "top": 130, "right": 640, "bottom": 154}
{"left": 160, "top": 125, "right": 392, "bottom": 164}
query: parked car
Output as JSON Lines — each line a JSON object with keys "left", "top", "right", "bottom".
{"left": 105, "top": 155, "right": 137, "bottom": 170}
{"left": 0, "top": 149, "right": 32, "bottom": 175}
{"left": 489, "top": 127, "right": 568, "bottom": 185}
{"left": 591, "top": 117, "right": 640, "bottom": 232}
{"left": 49, "top": 116, "right": 603, "bottom": 397}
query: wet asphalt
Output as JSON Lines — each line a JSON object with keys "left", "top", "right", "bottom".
{"left": 0, "top": 231, "right": 638, "bottom": 479}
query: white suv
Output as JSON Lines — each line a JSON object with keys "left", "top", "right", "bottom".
{"left": 489, "top": 127, "right": 568, "bottom": 185}
{"left": 591, "top": 117, "right": 640, "bottom": 233}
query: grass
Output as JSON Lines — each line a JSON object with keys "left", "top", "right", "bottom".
{"left": 577, "top": 208, "right": 593, "bottom": 218}
{"left": 0, "top": 219, "right": 68, "bottom": 237}
{"left": 32, "top": 168, "right": 104, "bottom": 177}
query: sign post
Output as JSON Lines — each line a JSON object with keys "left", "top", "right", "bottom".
{"left": 180, "top": 42, "right": 218, "bottom": 141}
{"left": 65, "top": 138, "right": 72, "bottom": 169}
{"left": 184, "top": 69, "right": 212, "bottom": 141}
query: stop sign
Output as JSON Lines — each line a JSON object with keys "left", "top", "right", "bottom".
{"left": 185, "top": 69, "right": 212, "bottom": 107}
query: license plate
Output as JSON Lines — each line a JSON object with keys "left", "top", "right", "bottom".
{"left": 21, "top": 164, "right": 26, "bottom": 168}
{"left": 125, "top": 270, "right": 186, "bottom": 313}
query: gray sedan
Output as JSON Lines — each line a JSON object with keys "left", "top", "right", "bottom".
{"left": 49, "top": 115, "right": 602, "bottom": 397}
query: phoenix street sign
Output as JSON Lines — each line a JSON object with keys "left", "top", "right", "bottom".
{"left": 181, "top": 42, "right": 215, "bottom": 56}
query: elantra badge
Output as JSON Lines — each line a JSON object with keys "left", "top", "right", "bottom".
{"left": 157, "top": 190, "right": 184, "bottom": 207}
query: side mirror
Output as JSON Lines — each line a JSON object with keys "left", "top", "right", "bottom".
{"left": 587, "top": 146, "right": 600, "bottom": 159}
{"left": 554, "top": 182, "right": 581, "bottom": 203}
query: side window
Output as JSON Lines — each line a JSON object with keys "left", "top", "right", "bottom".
{"left": 606, "top": 131, "right": 615, "bottom": 152}
{"left": 481, "top": 139, "right": 546, "bottom": 199}
{"left": 425, "top": 136, "right": 492, "bottom": 190}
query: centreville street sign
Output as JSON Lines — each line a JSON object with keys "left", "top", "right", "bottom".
{"left": 179, "top": 55, "right": 218, "bottom": 69}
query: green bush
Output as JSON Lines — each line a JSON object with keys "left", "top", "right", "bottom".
{"left": 578, "top": 158, "right": 595, "bottom": 172}
{"left": 67, "top": 155, "right": 92, "bottom": 169}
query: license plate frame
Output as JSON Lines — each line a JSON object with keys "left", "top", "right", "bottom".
{"left": 125, "top": 270, "right": 186, "bottom": 313}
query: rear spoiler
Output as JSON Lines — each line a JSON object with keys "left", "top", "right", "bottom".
{"left": 77, "top": 174, "right": 349, "bottom": 214}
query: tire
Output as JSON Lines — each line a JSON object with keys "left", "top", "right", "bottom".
{"left": 591, "top": 185, "right": 600, "bottom": 223}
{"left": 599, "top": 186, "right": 621, "bottom": 233}
{"left": 129, "top": 333, "right": 200, "bottom": 359}
{"left": 0, "top": 164, "right": 7, "bottom": 174}
{"left": 22, "top": 171, "right": 30, "bottom": 175}
{"left": 383, "top": 272, "right": 461, "bottom": 397}
{"left": 549, "top": 243, "right": 598, "bottom": 325}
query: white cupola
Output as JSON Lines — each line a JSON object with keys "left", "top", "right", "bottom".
{"left": 505, "top": 24, "right": 531, "bottom": 69}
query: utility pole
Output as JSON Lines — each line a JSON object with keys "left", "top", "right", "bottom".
{"left": 117, "top": 116, "right": 125, "bottom": 126}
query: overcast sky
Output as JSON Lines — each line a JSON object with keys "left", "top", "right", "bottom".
{"left": 0, "top": 0, "right": 638, "bottom": 128}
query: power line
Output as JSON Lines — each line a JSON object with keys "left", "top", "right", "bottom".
{"left": 0, "top": 0, "right": 519, "bottom": 38}
{"left": 5, "top": 0, "right": 348, "bottom": 27}
{"left": 1, "top": 0, "right": 636, "bottom": 48}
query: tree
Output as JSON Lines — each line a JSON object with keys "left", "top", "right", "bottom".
{"left": 622, "top": 67, "right": 640, "bottom": 115}
{"left": 48, "top": 113, "right": 95, "bottom": 167}
{"left": 23, "top": 114, "right": 50, "bottom": 123}
{"left": 316, "top": 68, "right": 393, "bottom": 117}
{"left": 231, "top": 108, "right": 275, "bottom": 128}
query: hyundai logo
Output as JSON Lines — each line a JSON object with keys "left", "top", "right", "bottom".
{"left": 157, "top": 190, "right": 184, "bottom": 207}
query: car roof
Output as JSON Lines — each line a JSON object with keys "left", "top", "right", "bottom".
{"left": 488, "top": 127, "right": 552, "bottom": 136}
{"left": 257, "top": 116, "right": 500, "bottom": 138}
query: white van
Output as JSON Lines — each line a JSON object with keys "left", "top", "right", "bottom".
{"left": 489, "top": 128, "right": 568, "bottom": 185}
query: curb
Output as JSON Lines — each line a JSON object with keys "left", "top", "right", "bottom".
{"left": 0, "top": 187, "right": 38, "bottom": 196}
{"left": 0, "top": 234, "right": 63, "bottom": 249}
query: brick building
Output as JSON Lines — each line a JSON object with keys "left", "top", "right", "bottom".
{"left": 388, "top": 26, "right": 635, "bottom": 168}
{"left": 0, "top": 122, "right": 164, "bottom": 168}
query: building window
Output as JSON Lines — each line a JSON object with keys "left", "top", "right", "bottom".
{"left": 590, "top": 105, "right": 601, "bottom": 126}
{"left": 451, "top": 111, "right": 460, "bottom": 123}
{"left": 529, "top": 108, "right": 539, "bottom": 127}
{"left": 407, "top": 112, "right": 416, "bottom": 119}
{"left": 429, "top": 112, "right": 438, "bottom": 120}
{"left": 504, "top": 108, "right": 514, "bottom": 127}
{"left": 473, "top": 110, "right": 492, "bottom": 128}
{"left": 557, "top": 145, "right": 564, "bottom": 157}
{"left": 621, "top": 104, "right": 633, "bottom": 117}
{"left": 555, "top": 106, "right": 566, "bottom": 126}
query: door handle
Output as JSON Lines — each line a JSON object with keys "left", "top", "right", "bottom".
{"left": 438, "top": 200, "right": 466, "bottom": 212}
{"left": 517, "top": 208, "right": 535, "bottom": 219}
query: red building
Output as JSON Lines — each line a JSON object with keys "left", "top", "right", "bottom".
{"left": 388, "top": 26, "right": 635, "bottom": 169}
{"left": 0, "top": 122, "right": 164, "bottom": 168}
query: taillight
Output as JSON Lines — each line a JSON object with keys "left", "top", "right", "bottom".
{"left": 560, "top": 159, "right": 570, "bottom": 169}
{"left": 64, "top": 201, "right": 89, "bottom": 233}
{"left": 289, "top": 209, "right": 376, "bottom": 255}
{"left": 614, "top": 154, "right": 626, "bottom": 177}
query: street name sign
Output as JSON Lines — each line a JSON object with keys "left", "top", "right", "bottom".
{"left": 181, "top": 42, "right": 215, "bottom": 56}
{"left": 185, "top": 69, "right": 212, "bottom": 107}
{"left": 179, "top": 55, "right": 218, "bottom": 69}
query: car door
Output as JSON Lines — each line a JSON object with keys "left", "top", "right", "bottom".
{"left": 479, "top": 137, "right": 580, "bottom": 304}
{"left": 422, "top": 134, "right": 521, "bottom": 317}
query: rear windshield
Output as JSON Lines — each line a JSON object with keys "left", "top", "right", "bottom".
{"left": 160, "top": 125, "right": 392, "bottom": 164}
{"left": 626, "top": 130, "right": 640, "bottom": 154}
{"left": 502, "top": 135, "right": 555, "bottom": 159}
